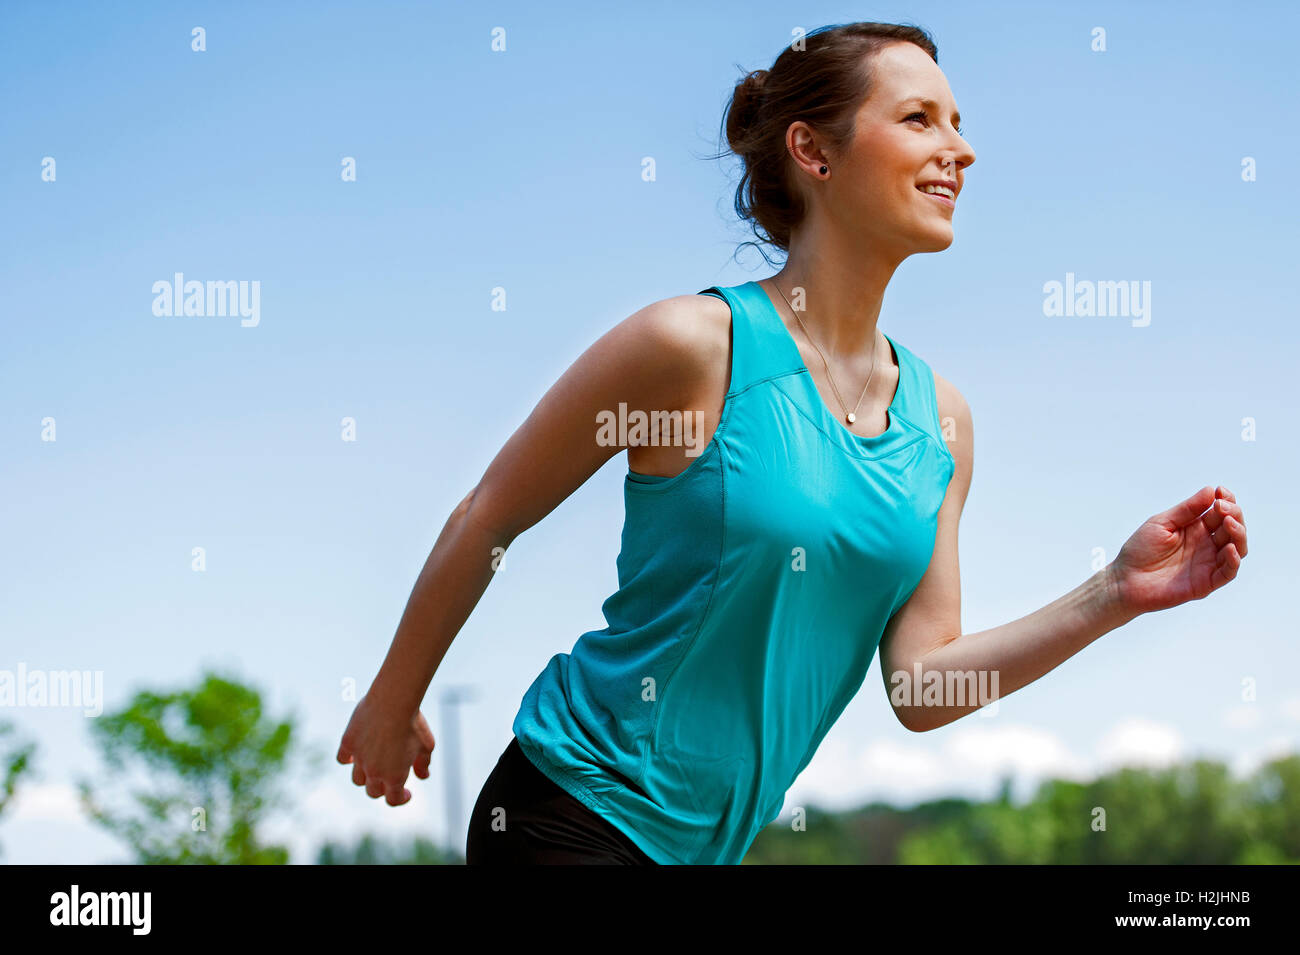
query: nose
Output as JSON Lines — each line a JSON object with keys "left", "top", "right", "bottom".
{"left": 945, "top": 135, "right": 975, "bottom": 174}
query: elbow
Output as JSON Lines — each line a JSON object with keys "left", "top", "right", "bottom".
{"left": 453, "top": 486, "right": 478, "bottom": 521}
{"left": 886, "top": 657, "right": 937, "bottom": 733}
{"left": 894, "top": 705, "right": 933, "bottom": 734}
{"left": 457, "top": 485, "right": 518, "bottom": 546}
{"left": 903, "top": 706, "right": 960, "bottom": 734}
{"left": 895, "top": 697, "right": 959, "bottom": 733}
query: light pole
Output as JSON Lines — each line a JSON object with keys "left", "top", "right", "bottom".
{"left": 438, "top": 684, "right": 478, "bottom": 857}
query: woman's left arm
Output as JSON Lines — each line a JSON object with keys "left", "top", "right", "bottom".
{"left": 878, "top": 375, "right": 1248, "bottom": 733}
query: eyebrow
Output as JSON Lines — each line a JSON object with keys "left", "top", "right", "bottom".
{"left": 900, "top": 96, "right": 961, "bottom": 128}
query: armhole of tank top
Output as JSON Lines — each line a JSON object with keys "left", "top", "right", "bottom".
{"left": 623, "top": 288, "right": 736, "bottom": 492}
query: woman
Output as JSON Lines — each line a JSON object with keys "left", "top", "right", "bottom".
{"left": 336, "top": 21, "right": 1247, "bottom": 865}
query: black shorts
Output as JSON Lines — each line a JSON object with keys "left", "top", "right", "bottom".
{"left": 465, "top": 737, "right": 657, "bottom": 865}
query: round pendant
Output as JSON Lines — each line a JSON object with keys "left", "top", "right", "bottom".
{"left": 846, "top": 412, "right": 856, "bottom": 424}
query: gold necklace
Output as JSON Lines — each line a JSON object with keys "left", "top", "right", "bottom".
{"left": 771, "top": 280, "right": 880, "bottom": 425}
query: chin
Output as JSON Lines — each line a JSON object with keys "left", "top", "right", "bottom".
{"left": 913, "top": 228, "right": 955, "bottom": 253}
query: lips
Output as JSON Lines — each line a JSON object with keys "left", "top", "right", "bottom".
{"left": 916, "top": 183, "right": 956, "bottom": 199}
{"left": 917, "top": 187, "right": 955, "bottom": 207}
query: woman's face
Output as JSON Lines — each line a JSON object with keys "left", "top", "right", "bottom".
{"left": 818, "top": 41, "right": 976, "bottom": 256}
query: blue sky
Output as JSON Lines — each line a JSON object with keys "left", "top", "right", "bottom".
{"left": 2, "top": 0, "right": 1297, "bottom": 863}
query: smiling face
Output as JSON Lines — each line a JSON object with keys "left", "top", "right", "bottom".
{"left": 811, "top": 41, "right": 976, "bottom": 256}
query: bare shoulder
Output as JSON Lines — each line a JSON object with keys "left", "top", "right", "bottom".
{"left": 610, "top": 291, "right": 732, "bottom": 476}
{"left": 620, "top": 291, "right": 731, "bottom": 369}
{"left": 611, "top": 291, "right": 731, "bottom": 407}
{"left": 932, "top": 371, "right": 971, "bottom": 432}
{"left": 932, "top": 370, "right": 974, "bottom": 496}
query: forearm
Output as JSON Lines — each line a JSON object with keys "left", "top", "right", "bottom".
{"left": 366, "top": 491, "right": 512, "bottom": 720}
{"left": 897, "top": 567, "right": 1140, "bottom": 731}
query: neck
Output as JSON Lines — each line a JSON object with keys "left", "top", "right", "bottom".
{"left": 769, "top": 225, "right": 905, "bottom": 358}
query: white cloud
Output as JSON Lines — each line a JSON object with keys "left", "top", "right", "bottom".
{"left": 9, "top": 782, "right": 85, "bottom": 823}
{"left": 787, "top": 722, "right": 1088, "bottom": 814}
{"left": 785, "top": 718, "right": 1200, "bottom": 816}
{"left": 1227, "top": 736, "right": 1297, "bottom": 779}
{"left": 942, "top": 723, "right": 1084, "bottom": 781}
{"left": 1093, "top": 718, "right": 1184, "bottom": 770}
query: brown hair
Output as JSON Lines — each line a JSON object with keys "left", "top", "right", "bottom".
{"left": 711, "top": 22, "right": 939, "bottom": 265}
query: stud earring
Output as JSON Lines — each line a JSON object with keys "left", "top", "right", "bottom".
{"left": 819, "top": 164, "right": 828, "bottom": 176}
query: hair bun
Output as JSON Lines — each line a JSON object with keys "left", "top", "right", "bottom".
{"left": 741, "top": 69, "right": 769, "bottom": 108}
{"left": 727, "top": 69, "right": 769, "bottom": 148}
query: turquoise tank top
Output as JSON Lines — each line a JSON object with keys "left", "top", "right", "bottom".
{"left": 511, "top": 279, "right": 955, "bottom": 864}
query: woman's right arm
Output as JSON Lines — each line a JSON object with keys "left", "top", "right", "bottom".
{"left": 336, "top": 292, "right": 727, "bottom": 806}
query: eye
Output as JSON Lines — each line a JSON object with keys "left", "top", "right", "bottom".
{"left": 907, "top": 110, "right": 964, "bottom": 137}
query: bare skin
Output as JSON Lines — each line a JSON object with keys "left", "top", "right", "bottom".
{"left": 337, "top": 41, "right": 1248, "bottom": 805}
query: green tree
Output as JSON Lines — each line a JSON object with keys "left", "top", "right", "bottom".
{"left": 316, "top": 832, "right": 463, "bottom": 865}
{"left": 0, "top": 721, "right": 36, "bottom": 858}
{"left": 1237, "top": 754, "right": 1300, "bottom": 863}
{"left": 77, "top": 671, "right": 309, "bottom": 864}
{"left": 745, "top": 752, "right": 1300, "bottom": 864}
{"left": 746, "top": 796, "right": 979, "bottom": 864}
{"left": 897, "top": 758, "right": 1283, "bottom": 865}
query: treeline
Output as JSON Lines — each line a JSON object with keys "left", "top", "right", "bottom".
{"left": 2, "top": 669, "right": 1295, "bottom": 864}
{"left": 744, "top": 757, "right": 1300, "bottom": 864}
